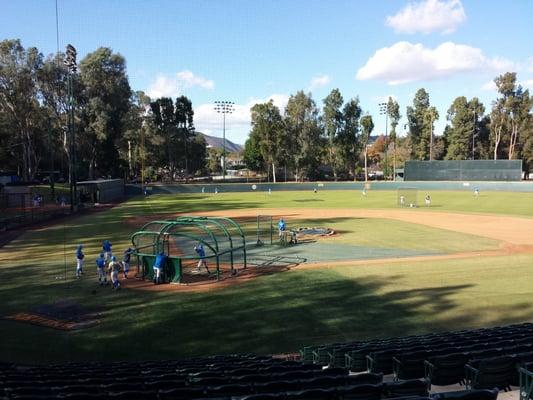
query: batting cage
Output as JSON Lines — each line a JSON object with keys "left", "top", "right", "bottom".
{"left": 397, "top": 187, "right": 418, "bottom": 207}
{"left": 131, "top": 216, "right": 247, "bottom": 284}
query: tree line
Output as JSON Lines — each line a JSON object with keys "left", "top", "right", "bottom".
{"left": 0, "top": 39, "right": 206, "bottom": 183}
{"left": 244, "top": 74, "right": 532, "bottom": 181}
{"left": 1, "top": 39, "right": 532, "bottom": 184}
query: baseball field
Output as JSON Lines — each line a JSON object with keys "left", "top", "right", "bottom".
{"left": 1, "top": 188, "right": 533, "bottom": 364}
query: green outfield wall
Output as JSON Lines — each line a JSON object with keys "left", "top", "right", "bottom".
{"left": 404, "top": 160, "right": 522, "bottom": 181}
{"left": 126, "top": 179, "right": 533, "bottom": 195}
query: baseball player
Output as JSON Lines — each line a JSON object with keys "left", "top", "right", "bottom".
{"left": 122, "top": 247, "right": 133, "bottom": 279}
{"left": 108, "top": 256, "right": 122, "bottom": 290}
{"left": 153, "top": 251, "right": 166, "bottom": 285}
{"left": 425, "top": 193, "right": 431, "bottom": 207}
{"left": 102, "top": 240, "right": 113, "bottom": 261}
{"left": 75, "top": 244, "right": 85, "bottom": 278}
{"left": 278, "top": 217, "right": 286, "bottom": 241}
{"left": 96, "top": 253, "right": 107, "bottom": 285}
{"left": 194, "top": 243, "right": 210, "bottom": 273}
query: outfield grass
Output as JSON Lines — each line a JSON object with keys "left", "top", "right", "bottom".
{"left": 0, "top": 190, "right": 532, "bottom": 364}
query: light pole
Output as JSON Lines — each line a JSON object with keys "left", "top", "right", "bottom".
{"left": 379, "top": 102, "right": 389, "bottom": 180}
{"left": 472, "top": 110, "right": 477, "bottom": 160}
{"left": 214, "top": 101, "right": 234, "bottom": 182}
{"left": 64, "top": 44, "right": 77, "bottom": 211}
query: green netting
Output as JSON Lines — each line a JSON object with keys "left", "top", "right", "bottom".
{"left": 404, "top": 160, "right": 522, "bottom": 181}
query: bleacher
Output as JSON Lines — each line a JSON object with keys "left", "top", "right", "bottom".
{"left": 0, "top": 323, "right": 532, "bottom": 400}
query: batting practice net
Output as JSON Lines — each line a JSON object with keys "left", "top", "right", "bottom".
{"left": 397, "top": 187, "right": 418, "bottom": 207}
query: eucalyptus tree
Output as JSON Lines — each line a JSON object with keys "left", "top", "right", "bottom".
{"left": 249, "top": 100, "right": 284, "bottom": 182}
{"left": 337, "top": 97, "right": 362, "bottom": 179}
{"left": 79, "top": 47, "right": 131, "bottom": 179}
{"left": 0, "top": 39, "right": 44, "bottom": 180}
{"left": 406, "top": 88, "right": 430, "bottom": 160}
{"left": 284, "top": 91, "right": 324, "bottom": 181}
{"left": 322, "top": 89, "right": 344, "bottom": 180}
{"left": 360, "top": 115, "right": 374, "bottom": 182}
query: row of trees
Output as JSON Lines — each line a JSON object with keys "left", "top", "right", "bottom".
{"left": 0, "top": 39, "right": 206, "bottom": 183}
{"left": 1, "top": 39, "right": 532, "bottom": 183}
{"left": 244, "top": 73, "right": 532, "bottom": 180}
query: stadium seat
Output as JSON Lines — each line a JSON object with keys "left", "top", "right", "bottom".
{"left": 393, "top": 351, "right": 433, "bottom": 380}
{"left": 383, "top": 379, "right": 429, "bottom": 398}
{"left": 431, "top": 388, "right": 499, "bottom": 400}
{"left": 465, "top": 355, "right": 517, "bottom": 390}
{"left": 424, "top": 352, "right": 470, "bottom": 387}
{"left": 343, "top": 372, "right": 383, "bottom": 386}
{"left": 339, "top": 383, "right": 383, "bottom": 400}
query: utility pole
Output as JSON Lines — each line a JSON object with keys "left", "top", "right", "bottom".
{"left": 214, "top": 101, "right": 234, "bottom": 182}
{"left": 64, "top": 44, "right": 77, "bottom": 211}
{"left": 472, "top": 110, "right": 476, "bottom": 160}
{"left": 379, "top": 102, "right": 389, "bottom": 180}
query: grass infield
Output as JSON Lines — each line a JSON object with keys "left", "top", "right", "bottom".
{"left": 0, "top": 189, "right": 532, "bottom": 364}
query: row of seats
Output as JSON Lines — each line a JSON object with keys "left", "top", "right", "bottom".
{"left": 302, "top": 323, "right": 533, "bottom": 367}
{"left": 0, "top": 379, "right": 498, "bottom": 400}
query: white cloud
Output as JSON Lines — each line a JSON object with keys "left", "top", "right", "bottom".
{"left": 308, "top": 74, "right": 331, "bottom": 90}
{"left": 146, "top": 70, "right": 214, "bottom": 99}
{"left": 356, "top": 41, "right": 515, "bottom": 85}
{"left": 176, "top": 70, "right": 214, "bottom": 90}
{"left": 194, "top": 94, "right": 290, "bottom": 142}
{"left": 523, "top": 79, "right": 533, "bottom": 90}
{"left": 146, "top": 74, "right": 180, "bottom": 99}
{"left": 386, "top": 0, "right": 466, "bottom": 34}
{"left": 483, "top": 79, "right": 533, "bottom": 92}
{"left": 481, "top": 80, "right": 497, "bottom": 91}
{"left": 373, "top": 94, "right": 398, "bottom": 104}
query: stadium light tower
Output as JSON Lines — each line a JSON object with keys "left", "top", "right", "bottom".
{"left": 64, "top": 44, "right": 78, "bottom": 211}
{"left": 379, "top": 102, "right": 389, "bottom": 180}
{"left": 214, "top": 101, "right": 234, "bottom": 182}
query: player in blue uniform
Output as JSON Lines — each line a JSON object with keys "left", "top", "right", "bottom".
{"left": 278, "top": 217, "right": 286, "bottom": 240}
{"left": 153, "top": 251, "right": 166, "bottom": 284}
{"left": 75, "top": 244, "right": 84, "bottom": 278}
{"left": 102, "top": 240, "right": 113, "bottom": 261}
{"left": 96, "top": 253, "right": 107, "bottom": 285}
{"left": 194, "top": 243, "right": 210, "bottom": 273}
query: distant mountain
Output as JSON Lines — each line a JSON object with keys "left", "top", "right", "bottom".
{"left": 197, "top": 132, "right": 243, "bottom": 153}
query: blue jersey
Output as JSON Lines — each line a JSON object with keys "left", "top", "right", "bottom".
{"left": 76, "top": 248, "right": 84, "bottom": 260}
{"left": 278, "top": 220, "right": 286, "bottom": 231}
{"left": 123, "top": 250, "right": 131, "bottom": 263}
{"left": 96, "top": 258, "right": 105, "bottom": 269}
{"left": 195, "top": 245, "right": 206, "bottom": 257}
{"left": 103, "top": 241, "right": 112, "bottom": 252}
{"left": 154, "top": 254, "right": 166, "bottom": 268}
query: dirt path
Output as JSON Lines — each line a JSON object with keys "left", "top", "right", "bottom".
{"left": 192, "top": 208, "right": 533, "bottom": 246}
{"left": 125, "top": 208, "right": 533, "bottom": 293}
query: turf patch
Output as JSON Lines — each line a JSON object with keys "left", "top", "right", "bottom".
{"left": 4, "top": 300, "right": 101, "bottom": 331}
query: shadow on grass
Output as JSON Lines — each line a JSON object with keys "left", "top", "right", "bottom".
{"left": 2, "top": 264, "right": 532, "bottom": 364}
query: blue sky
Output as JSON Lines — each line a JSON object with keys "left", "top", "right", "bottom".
{"left": 1, "top": 0, "right": 532, "bottom": 144}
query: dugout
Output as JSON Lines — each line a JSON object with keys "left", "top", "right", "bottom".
{"left": 77, "top": 179, "right": 124, "bottom": 203}
{"left": 404, "top": 160, "right": 522, "bottom": 181}
{"left": 130, "top": 216, "right": 247, "bottom": 283}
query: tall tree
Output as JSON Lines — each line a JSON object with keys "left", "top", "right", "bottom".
{"left": 243, "top": 130, "right": 264, "bottom": 173}
{"left": 249, "top": 100, "right": 284, "bottom": 182}
{"left": 284, "top": 91, "right": 324, "bottom": 181}
{"left": 0, "top": 39, "right": 44, "bottom": 180}
{"left": 423, "top": 106, "right": 439, "bottom": 160}
{"left": 492, "top": 72, "right": 532, "bottom": 160}
{"left": 79, "top": 47, "right": 131, "bottom": 179}
{"left": 386, "top": 97, "right": 401, "bottom": 178}
{"left": 360, "top": 115, "right": 374, "bottom": 182}
{"left": 322, "top": 89, "right": 344, "bottom": 180}
{"left": 150, "top": 97, "right": 176, "bottom": 177}
{"left": 175, "top": 95, "right": 195, "bottom": 173}
{"left": 445, "top": 96, "right": 485, "bottom": 160}
{"left": 338, "top": 97, "right": 362, "bottom": 179}
{"left": 406, "top": 88, "right": 430, "bottom": 160}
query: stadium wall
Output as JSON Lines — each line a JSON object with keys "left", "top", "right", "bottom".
{"left": 404, "top": 160, "right": 522, "bottom": 181}
{"left": 126, "top": 180, "right": 533, "bottom": 195}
